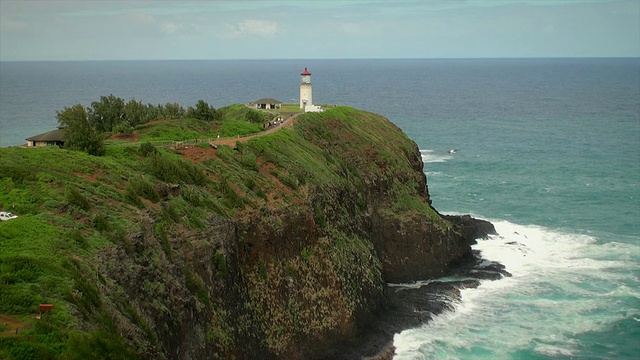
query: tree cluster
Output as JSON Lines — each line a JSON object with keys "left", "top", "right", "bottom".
{"left": 56, "top": 95, "right": 220, "bottom": 156}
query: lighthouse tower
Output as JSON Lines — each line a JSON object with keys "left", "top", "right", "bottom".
{"left": 299, "top": 67, "right": 312, "bottom": 111}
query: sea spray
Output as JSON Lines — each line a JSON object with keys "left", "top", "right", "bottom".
{"left": 394, "top": 220, "right": 640, "bottom": 359}
{"left": 420, "top": 149, "right": 453, "bottom": 164}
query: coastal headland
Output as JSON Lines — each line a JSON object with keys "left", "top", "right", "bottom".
{"left": 0, "top": 104, "right": 502, "bottom": 359}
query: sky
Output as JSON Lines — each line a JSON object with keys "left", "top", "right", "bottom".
{"left": 0, "top": 0, "right": 638, "bottom": 61}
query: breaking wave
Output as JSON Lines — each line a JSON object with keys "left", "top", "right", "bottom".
{"left": 420, "top": 149, "right": 453, "bottom": 163}
{"left": 393, "top": 219, "right": 640, "bottom": 359}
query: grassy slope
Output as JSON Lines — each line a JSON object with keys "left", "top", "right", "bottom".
{"left": 0, "top": 106, "right": 441, "bottom": 359}
{"left": 134, "top": 104, "right": 271, "bottom": 142}
{"left": 0, "top": 146, "right": 142, "bottom": 359}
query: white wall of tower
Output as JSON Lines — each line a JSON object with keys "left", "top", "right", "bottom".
{"left": 300, "top": 83, "right": 312, "bottom": 110}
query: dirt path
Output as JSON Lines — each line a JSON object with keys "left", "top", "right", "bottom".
{"left": 209, "top": 112, "right": 300, "bottom": 148}
{"left": 0, "top": 314, "right": 28, "bottom": 337}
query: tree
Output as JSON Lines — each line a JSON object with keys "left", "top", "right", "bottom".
{"left": 57, "top": 104, "right": 105, "bottom": 156}
{"left": 187, "top": 100, "right": 218, "bottom": 121}
{"left": 144, "top": 103, "right": 161, "bottom": 123}
{"left": 246, "top": 109, "right": 264, "bottom": 123}
{"left": 162, "top": 102, "right": 186, "bottom": 120}
{"left": 89, "top": 94, "right": 125, "bottom": 133}
{"left": 123, "top": 98, "right": 146, "bottom": 129}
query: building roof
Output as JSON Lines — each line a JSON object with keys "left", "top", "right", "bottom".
{"left": 300, "top": 67, "right": 311, "bottom": 76}
{"left": 26, "top": 128, "right": 66, "bottom": 142}
{"left": 253, "top": 98, "right": 283, "bottom": 104}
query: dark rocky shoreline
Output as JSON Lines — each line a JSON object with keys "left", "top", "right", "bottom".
{"left": 322, "top": 216, "right": 511, "bottom": 360}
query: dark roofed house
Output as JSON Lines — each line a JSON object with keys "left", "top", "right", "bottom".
{"left": 252, "top": 98, "right": 282, "bottom": 110}
{"left": 25, "top": 128, "right": 66, "bottom": 147}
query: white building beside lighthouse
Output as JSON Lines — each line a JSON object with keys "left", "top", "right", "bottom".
{"left": 299, "top": 67, "right": 323, "bottom": 113}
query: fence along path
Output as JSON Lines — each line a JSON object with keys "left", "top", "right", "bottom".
{"left": 136, "top": 101, "right": 304, "bottom": 148}
{"left": 143, "top": 112, "right": 300, "bottom": 149}
{"left": 206, "top": 112, "right": 301, "bottom": 148}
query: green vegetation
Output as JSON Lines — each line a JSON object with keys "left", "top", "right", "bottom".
{"left": 1, "top": 103, "right": 447, "bottom": 359}
{"left": 277, "top": 104, "right": 301, "bottom": 113}
{"left": 144, "top": 152, "right": 208, "bottom": 185}
{"left": 56, "top": 96, "right": 293, "bottom": 156}
{"left": 56, "top": 95, "right": 230, "bottom": 155}
{"left": 218, "top": 103, "right": 271, "bottom": 124}
{"left": 135, "top": 118, "right": 217, "bottom": 142}
{"left": 57, "top": 104, "right": 106, "bottom": 156}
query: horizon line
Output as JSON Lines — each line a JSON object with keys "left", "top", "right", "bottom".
{"left": 1, "top": 56, "right": 639, "bottom": 63}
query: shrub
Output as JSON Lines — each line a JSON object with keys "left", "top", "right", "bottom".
{"left": 0, "top": 165, "right": 36, "bottom": 184}
{"left": 65, "top": 186, "right": 91, "bottom": 211}
{"left": 113, "top": 122, "right": 133, "bottom": 135}
{"left": 5, "top": 339, "right": 55, "bottom": 360}
{"left": 123, "top": 183, "right": 143, "bottom": 208}
{"left": 213, "top": 252, "right": 227, "bottom": 276}
{"left": 245, "top": 177, "right": 257, "bottom": 191}
{"left": 128, "top": 177, "right": 159, "bottom": 203}
{"left": 146, "top": 153, "right": 208, "bottom": 185}
{"left": 62, "top": 329, "right": 138, "bottom": 359}
{"left": 139, "top": 142, "right": 158, "bottom": 157}
{"left": 218, "top": 178, "right": 244, "bottom": 209}
{"left": 1, "top": 256, "right": 44, "bottom": 283}
{"left": 68, "top": 229, "right": 88, "bottom": 249}
{"left": 237, "top": 147, "right": 259, "bottom": 172}
{"left": 93, "top": 214, "right": 110, "bottom": 232}
{"left": 218, "top": 120, "right": 262, "bottom": 137}
{"left": 183, "top": 268, "right": 210, "bottom": 307}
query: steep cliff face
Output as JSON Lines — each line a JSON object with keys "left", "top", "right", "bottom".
{"left": 97, "top": 107, "right": 486, "bottom": 359}
{"left": 0, "top": 106, "right": 492, "bottom": 360}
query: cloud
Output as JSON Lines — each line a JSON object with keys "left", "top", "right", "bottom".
{"left": 0, "top": 16, "right": 28, "bottom": 32}
{"left": 161, "top": 22, "right": 181, "bottom": 35}
{"left": 340, "top": 23, "right": 363, "bottom": 34}
{"left": 230, "top": 19, "right": 279, "bottom": 38}
{"left": 129, "top": 12, "right": 155, "bottom": 24}
{"left": 123, "top": 12, "right": 198, "bottom": 38}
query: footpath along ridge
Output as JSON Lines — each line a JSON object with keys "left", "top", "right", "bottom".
{"left": 208, "top": 112, "right": 301, "bottom": 149}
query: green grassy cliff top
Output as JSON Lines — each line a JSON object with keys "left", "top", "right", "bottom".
{"left": 0, "top": 105, "right": 441, "bottom": 359}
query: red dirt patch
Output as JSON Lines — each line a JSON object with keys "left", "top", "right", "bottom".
{"left": 74, "top": 169, "right": 105, "bottom": 183}
{"left": 175, "top": 113, "right": 302, "bottom": 206}
{"left": 108, "top": 131, "right": 140, "bottom": 142}
{"left": 0, "top": 314, "right": 29, "bottom": 337}
{"left": 178, "top": 146, "right": 219, "bottom": 163}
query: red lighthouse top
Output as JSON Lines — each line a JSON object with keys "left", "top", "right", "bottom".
{"left": 300, "top": 67, "right": 311, "bottom": 76}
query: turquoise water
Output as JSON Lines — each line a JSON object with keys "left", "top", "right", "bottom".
{"left": 1, "top": 58, "right": 638, "bottom": 359}
{"left": 390, "top": 60, "right": 639, "bottom": 359}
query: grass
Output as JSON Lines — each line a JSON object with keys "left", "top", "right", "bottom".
{"left": 0, "top": 146, "right": 161, "bottom": 357}
{"left": 134, "top": 105, "right": 273, "bottom": 143}
{"left": 136, "top": 118, "right": 217, "bottom": 142}
{"left": 277, "top": 104, "right": 301, "bottom": 113}
{"left": 144, "top": 150, "right": 209, "bottom": 185}
{"left": 0, "top": 104, "right": 448, "bottom": 359}
{"left": 101, "top": 104, "right": 301, "bottom": 150}
{"left": 0, "top": 213, "right": 116, "bottom": 358}
{"left": 217, "top": 120, "right": 263, "bottom": 137}
{"left": 218, "top": 103, "right": 271, "bottom": 124}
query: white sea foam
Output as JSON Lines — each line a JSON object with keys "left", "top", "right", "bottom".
{"left": 388, "top": 276, "right": 475, "bottom": 289}
{"left": 393, "top": 218, "right": 640, "bottom": 359}
{"left": 420, "top": 149, "right": 453, "bottom": 163}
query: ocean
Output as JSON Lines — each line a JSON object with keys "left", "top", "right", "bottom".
{"left": 1, "top": 58, "right": 639, "bottom": 359}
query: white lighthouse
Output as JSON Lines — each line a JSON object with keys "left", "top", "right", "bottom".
{"left": 299, "top": 67, "right": 312, "bottom": 111}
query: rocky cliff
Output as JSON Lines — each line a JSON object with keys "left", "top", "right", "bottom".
{"left": 0, "top": 106, "right": 494, "bottom": 359}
